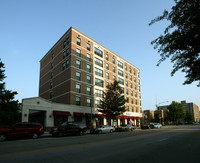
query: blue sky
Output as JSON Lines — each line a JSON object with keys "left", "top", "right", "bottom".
{"left": 0, "top": 0, "right": 199, "bottom": 110}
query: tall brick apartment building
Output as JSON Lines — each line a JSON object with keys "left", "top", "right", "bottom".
{"left": 22, "top": 27, "right": 142, "bottom": 129}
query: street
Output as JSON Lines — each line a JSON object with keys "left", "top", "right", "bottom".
{"left": 0, "top": 126, "right": 200, "bottom": 163}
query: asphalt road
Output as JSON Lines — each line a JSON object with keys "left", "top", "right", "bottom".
{"left": 0, "top": 126, "right": 200, "bottom": 163}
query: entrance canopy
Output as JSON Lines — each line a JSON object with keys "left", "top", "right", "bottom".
{"left": 53, "top": 111, "right": 71, "bottom": 116}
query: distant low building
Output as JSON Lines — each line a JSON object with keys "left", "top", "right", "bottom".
{"left": 157, "top": 100, "right": 200, "bottom": 123}
{"left": 181, "top": 101, "right": 200, "bottom": 122}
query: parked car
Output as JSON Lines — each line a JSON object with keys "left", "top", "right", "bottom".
{"left": 90, "top": 125, "right": 115, "bottom": 134}
{"left": 115, "top": 124, "right": 135, "bottom": 132}
{"left": 141, "top": 124, "right": 150, "bottom": 129}
{"left": 153, "top": 123, "right": 162, "bottom": 128}
{"left": 50, "top": 121, "right": 87, "bottom": 136}
{"left": 0, "top": 122, "right": 44, "bottom": 142}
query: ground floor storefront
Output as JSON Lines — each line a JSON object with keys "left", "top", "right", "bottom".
{"left": 22, "top": 97, "right": 142, "bottom": 131}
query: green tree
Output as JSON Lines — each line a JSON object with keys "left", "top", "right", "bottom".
{"left": 184, "top": 111, "right": 193, "bottom": 123}
{"left": 149, "top": 0, "right": 200, "bottom": 85}
{"left": 0, "top": 59, "right": 21, "bottom": 127}
{"left": 98, "top": 80, "right": 127, "bottom": 125}
{"left": 167, "top": 101, "right": 185, "bottom": 124}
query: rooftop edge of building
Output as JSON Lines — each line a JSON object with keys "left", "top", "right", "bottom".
{"left": 40, "top": 26, "right": 140, "bottom": 71}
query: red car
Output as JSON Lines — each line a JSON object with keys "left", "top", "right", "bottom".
{"left": 0, "top": 122, "right": 44, "bottom": 142}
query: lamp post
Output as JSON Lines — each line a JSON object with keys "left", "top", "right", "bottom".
{"left": 91, "top": 106, "right": 93, "bottom": 129}
{"left": 157, "top": 101, "right": 169, "bottom": 124}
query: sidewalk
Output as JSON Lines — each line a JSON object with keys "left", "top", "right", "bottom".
{"left": 41, "top": 130, "right": 91, "bottom": 137}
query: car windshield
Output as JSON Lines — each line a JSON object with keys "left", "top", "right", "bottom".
{"left": 61, "top": 122, "right": 67, "bottom": 127}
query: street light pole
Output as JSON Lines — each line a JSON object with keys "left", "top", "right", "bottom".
{"left": 157, "top": 101, "right": 169, "bottom": 124}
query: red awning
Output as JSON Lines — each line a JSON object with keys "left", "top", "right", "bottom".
{"left": 74, "top": 112, "right": 85, "bottom": 117}
{"left": 95, "top": 114, "right": 106, "bottom": 118}
{"left": 85, "top": 113, "right": 95, "bottom": 117}
{"left": 53, "top": 111, "right": 71, "bottom": 116}
{"left": 122, "top": 116, "right": 129, "bottom": 119}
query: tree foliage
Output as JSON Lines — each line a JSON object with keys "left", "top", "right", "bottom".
{"left": 167, "top": 101, "right": 185, "bottom": 124}
{"left": 149, "top": 0, "right": 200, "bottom": 85}
{"left": 184, "top": 111, "right": 192, "bottom": 123}
{"left": 0, "top": 59, "right": 20, "bottom": 127}
{"left": 98, "top": 80, "right": 127, "bottom": 122}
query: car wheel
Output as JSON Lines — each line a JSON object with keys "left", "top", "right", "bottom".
{"left": 79, "top": 130, "right": 84, "bottom": 136}
{"left": 0, "top": 134, "right": 6, "bottom": 142}
{"left": 32, "top": 132, "right": 39, "bottom": 139}
{"left": 99, "top": 130, "right": 102, "bottom": 134}
{"left": 58, "top": 132, "right": 64, "bottom": 137}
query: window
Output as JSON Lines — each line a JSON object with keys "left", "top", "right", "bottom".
{"left": 113, "top": 75, "right": 116, "bottom": 81}
{"left": 118, "top": 77, "right": 124, "bottom": 85}
{"left": 134, "top": 77, "right": 136, "bottom": 82}
{"left": 125, "top": 65, "right": 127, "bottom": 70}
{"left": 95, "top": 57, "right": 103, "bottom": 67}
{"left": 52, "top": 53, "right": 54, "bottom": 59}
{"left": 95, "top": 100, "right": 101, "bottom": 107}
{"left": 130, "top": 75, "right": 132, "bottom": 81}
{"left": 50, "top": 92, "right": 52, "bottom": 99}
{"left": 62, "top": 62, "right": 65, "bottom": 70}
{"left": 87, "top": 43, "right": 91, "bottom": 51}
{"left": 118, "top": 61, "right": 123, "bottom": 69}
{"left": 95, "top": 78, "right": 104, "bottom": 87}
{"left": 106, "top": 54, "right": 109, "bottom": 61}
{"left": 132, "top": 107, "right": 134, "bottom": 112}
{"left": 87, "top": 75, "right": 91, "bottom": 84}
{"left": 66, "top": 48, "right": 69, "bottom": 56}
{"left": 106, "top": 63, "right": 109, "bottom": 70}
{"left": 67, "top": 37, "right": 70, "bottom": 45}
{"left": 76, "top": 72, "right": 81, "bottom": 80}
{"left": 125, "top": 73, "right": 128, "bottom": 79}
{"left": 106, "top": 82, "right": 109, "bottom": 87}
{"left": 131, "top": 99, "right": 133, "bottom": 104}
{"left": 135, "top": 92, "right": 137, "bottom": 98}
{"left": 87, "top": 87, "right": 91, "bottom": 95}
{"left": 121, "top": 87, "right": 124, "bottom": 93}
{"left": 126, "top": 89, "right": 129, "bottom": 95}
{"left": 94, "top": 47, "right": 103, "bottom": 57}
{"left": 126, "top": 81, "right": 128, "bottom": 86}
{"left": 77, "top": 37, "right": 81, "bottom": 46}
{"left": 131, "top": 91, "right": 133, "bottom": 96}
{"left": 135, "top": 85, "right": 137, "bottom": 90}
{"left": 95, "top": 89, "right": 103, "bottom": 97}
{"left": 66, "top": 60, "right": 69, "bottom": 68}
{"left": 76, "top": 48, "right": 81, "bottom": 57}
{"left": 106, "top": 72, "right": 109, "bottom": 79}
{"left": 134, "top": 69, "right": 136, "bottom": 75}
{"left": 87, "top": 53, "right": 91, "bottom": 62}
{"left": 76, "top": 84, "right": 81, "bottom": 93}
{"left": 87, "top": 64, "right": 91, "bottom": 72}
{"left": 76, "top": 96, "right": 81, "bottom": 105}
{"left": 130, "top": 83, "right": 133, "bottom": 88}
{"left": 76, "top": 60, "right": 81, "bottom": 69}
{"left": 129, "top": 67, "right": 132, "bottom": 73}
{"left": 51, "top": 72, "right": 53, "bottom": 79}
{"left": 112, "top": 57, "right": 115, "bottom": 64}
{"left": 118, "top": 69, "right": 124, "bottom": 77}
{"left": 113, "top": 66, "right": 115, "bottom": 73}
{"left": 50, "top": 81, "right": 53, "bottom": 89}
{"left": 95, "top": 67, "right": 103, "bottom": 77}
{"left": 87, "top": 99, "right": 91, "bottom": 107}
{"left": 63, "top": 51, "right": 66, "bottom": 59}
{"left": 63, "top": 41, "right": 66, "bottom": 48}
{"left": 51, "top": 63, "right": 54, "bottom": 69}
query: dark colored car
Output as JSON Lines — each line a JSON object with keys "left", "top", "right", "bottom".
{"left": 51, "top": 121, "right": 87, "bottom": 136}
{"left": 0, "top": 122, "right": 44, "bottom": 142}
{"left": 141, "top": 124, "right": 150, "bottom": 129}
{"left": 115, "top": 124, "right": 135, "bottom": 132}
